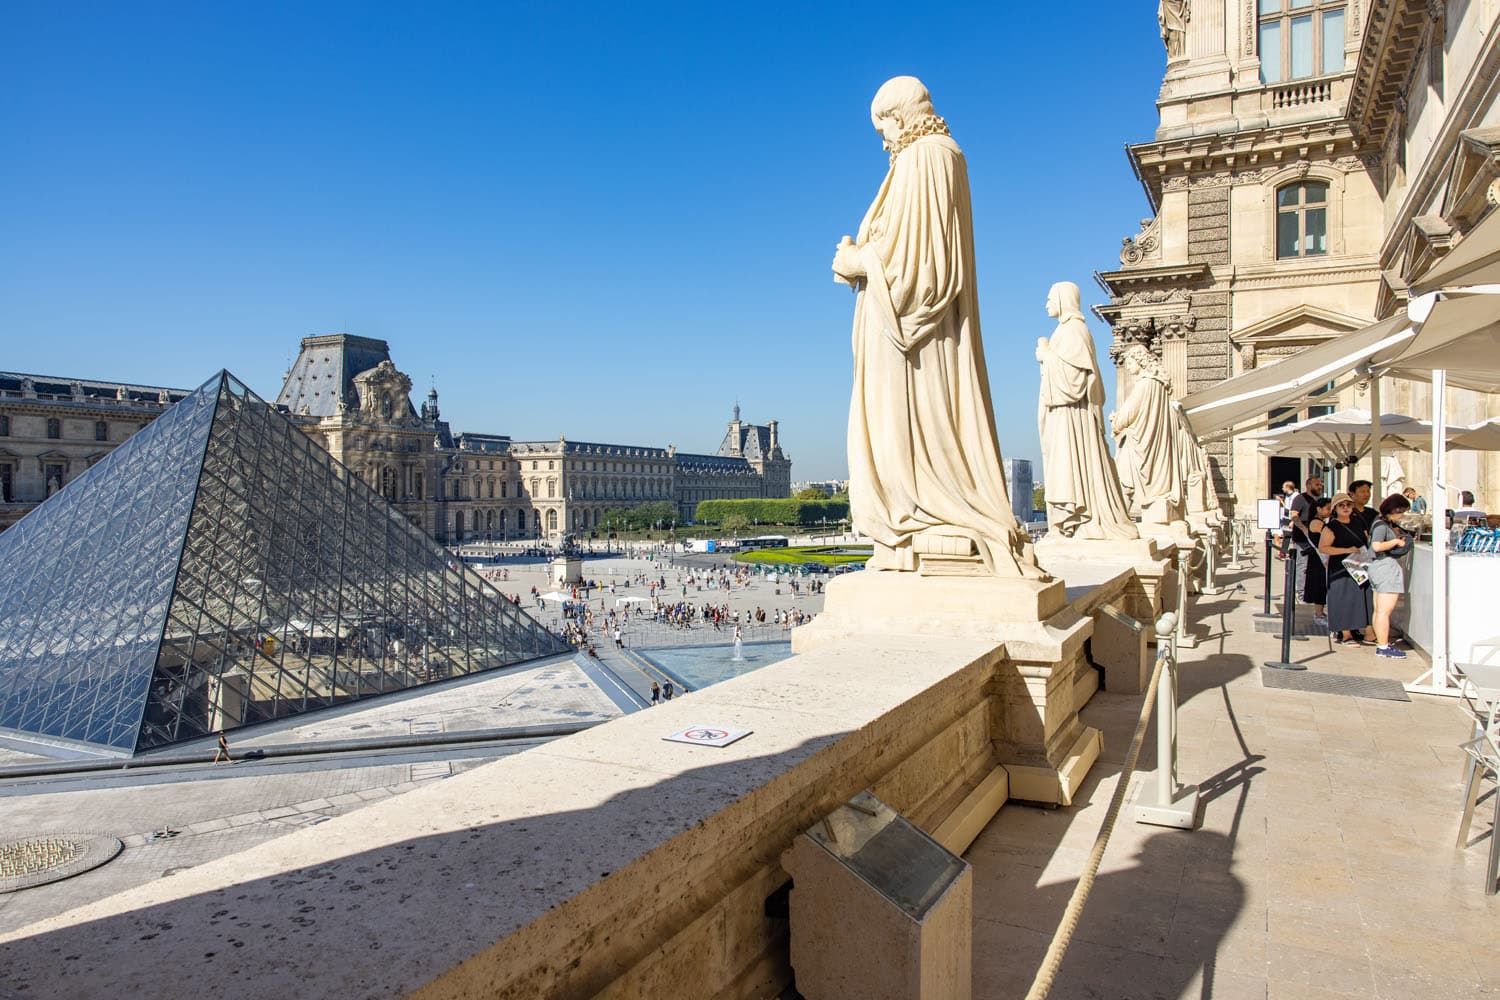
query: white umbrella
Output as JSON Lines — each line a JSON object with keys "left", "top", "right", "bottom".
{"left": 615, "top": 595, "right": 651, "bottom": 606}
{"left": 1450, "top": 417, "right": 1500, "bottom": 452}
{"left": 538, "top": 591, "right": 572, "bottom": 603}
{"left": 1246, "top": 408, "right": 1435, "bottom": 465}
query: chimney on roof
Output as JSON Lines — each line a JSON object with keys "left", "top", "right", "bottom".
{"left": 768, "top": 419, "right": 779, "bottom": 452}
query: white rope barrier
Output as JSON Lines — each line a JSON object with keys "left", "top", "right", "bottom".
{"left": 1023, "top": 613, "right": 1178, "bottom": 1000}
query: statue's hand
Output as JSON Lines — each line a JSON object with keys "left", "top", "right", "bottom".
{"left": 1035, "top": 338, "right": 1049, "bottom": 362}
{"left": 832, "top": 238, "right": 865, "bottom": 284}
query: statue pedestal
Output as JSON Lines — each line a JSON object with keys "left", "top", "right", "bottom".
{"left": 794, "top": 572, "right": 1099, "bottom": 806}
{"left": 1033, "top": 535, "right": 1176, "bottom": 625}
{"left": 550, "top": 556, "right": 582, "bottom": 587}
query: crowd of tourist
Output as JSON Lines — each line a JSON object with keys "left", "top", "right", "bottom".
{"left": 1281, "top": 475, "right": 1416, "bottom": 658}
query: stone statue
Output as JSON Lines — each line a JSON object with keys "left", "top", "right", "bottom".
{"left": 1170, "top": 401, "right": 1211, "bottom": 516}
{"left": 1111, "top": 345, "right": 1185, "bottom": 525}
{"left": 1036, "top": 282, "right": 1140, "bottom": 540}
{"left": 832, "top": 76, "right": 1042, "bottom": 578}
{"left": 1158, "top": 0, "right": 1190, "bottom": 59}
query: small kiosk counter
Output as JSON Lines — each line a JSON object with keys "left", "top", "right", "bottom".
{"left": 1394, "top": 530, "right": 1500, "bottom": 664}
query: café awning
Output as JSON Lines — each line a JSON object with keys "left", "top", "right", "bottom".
{"left": 1180, "top": 314, "right": 1415, "bottom": 438}
{"left": 1410, "top": 205, "right": 1500, "bottom": 295}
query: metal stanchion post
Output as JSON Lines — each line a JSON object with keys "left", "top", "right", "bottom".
{"left": 1200, "top": 529, "right": 1221, "bottom": 596}
{"left": 1135, "top": 612, "right": 1201, "bottom": 829}
{"left": 1174, "top": 547, "right": 1197, "bottom": 649}
{"left": 1265, "top": 544, "right": 1307, "bottom": 670}
{"left": 1253, "top": 530, "right": 1278, "bottom": 618}
{"left": 1225, "top": 518, "right": 1244, "bottom": 572}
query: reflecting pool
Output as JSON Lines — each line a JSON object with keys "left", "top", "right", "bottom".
{"left": 638, "top": 641, "right": 792, "bottom": 691}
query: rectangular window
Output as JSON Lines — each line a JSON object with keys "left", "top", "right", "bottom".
{"left": 1269, "top": 408, "right": 1299, "bottom": 429}
{"left": 1289, "top": 14, "right": 1314, "bottom": 78}
{"left": 1277, "top": 211, "right": 1301, "bottom": 257}
{"left": 1259, "top": 0, "right": 1281, "bottom": 12}
{"left": 1259, "top": 21, "right": 1283, "bottom": 82}
{"left": 1304, "top": 206, "right": 1327, "bottom": 254}
{"left": 1322, "top": 9, "right": 1345, "bottom": 72}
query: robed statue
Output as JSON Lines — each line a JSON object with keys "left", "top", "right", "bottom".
{"left": 832, "top": 76, "right": 1043, "bottom": 579}
{"left": 1158, "top": 0, "right": 1190, "bottom": 59}
{"left": 1170, "top": 401, "right": 1213, "bottom": 516}
{"left": 1111, "top": 345, "right": 1186, "bottom": 525}
{"left": 1036, "top": 281, "right": 1139, "bottom": 540}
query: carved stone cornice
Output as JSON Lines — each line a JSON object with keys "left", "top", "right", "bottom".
{"left": 1095, "top": 261, "right": 1210, "bottom": 295}
{"left": 1128, "top": 122, "right": 1371, "bottom": 210}
{"left": 1346, "top": 0, "right": 1430, "bottom": 146}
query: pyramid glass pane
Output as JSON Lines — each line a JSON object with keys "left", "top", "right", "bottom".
{"left": 0, "top": 380, "right": 217, "bottom": 751}
{"left": 2, "top": 371, "right": 568, "bottom": 755}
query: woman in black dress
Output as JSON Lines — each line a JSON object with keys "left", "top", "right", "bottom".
{"left": 1299, "top": 496, "right": 1332, "bottom": 627}
{"left": 1319, "top": 493, "right": 1373, "bottom": 644}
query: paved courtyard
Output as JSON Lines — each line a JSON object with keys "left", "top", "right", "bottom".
{"left": 968, "top": 560, "right": 1500, "bottom": 999}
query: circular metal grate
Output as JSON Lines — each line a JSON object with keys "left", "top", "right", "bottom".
{"left": 0, "top": 835, "right": 123, "bottom": 893}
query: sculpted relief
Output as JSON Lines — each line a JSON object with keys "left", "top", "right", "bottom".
{"left": 832, "top": 76, "right": 1043, "bottom": 579}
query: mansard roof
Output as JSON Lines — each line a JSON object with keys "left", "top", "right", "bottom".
{"left": 718, "top": 423, "right": 781, "bottom": 462}
{"left": 675, "top": 452, "right": 758, "bottom": 476}
{"left": 275, "top": 333, "right": 402, "bottom": 419}
{"left": 0, "top": 371, "right": 192, "bottom": 409}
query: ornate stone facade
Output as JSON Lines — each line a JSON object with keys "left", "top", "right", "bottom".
{"left": 3, "top": 335, "right": 793, "bottom": 541}
{"left": 1096, "top": 0, "right": 1500, "bottom": 508}
{"left": 0, "top": 373, "right": 191, "bottom": 530}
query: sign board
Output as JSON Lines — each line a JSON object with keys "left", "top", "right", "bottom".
{"left": 663, "top": 725, "right": 752, "bottom": 748}
{"left": 1256, "top": 498, "right": 1284, "bottom": 531}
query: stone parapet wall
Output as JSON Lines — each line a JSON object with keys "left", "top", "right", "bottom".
{"left": 0, "top": 634, "right": 1020, "bottom": 999}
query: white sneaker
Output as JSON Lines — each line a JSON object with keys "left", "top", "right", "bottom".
{"left": 1312, "top": 614, "right": 1328, "bottom": 629}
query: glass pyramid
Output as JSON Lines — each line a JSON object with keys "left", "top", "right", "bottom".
{"left": 0, "top": 372, "right": 568, "bottom": 755}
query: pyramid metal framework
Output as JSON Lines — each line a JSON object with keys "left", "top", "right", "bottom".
{"left": 0, "top": 372, "right": 568, "bottom": 755}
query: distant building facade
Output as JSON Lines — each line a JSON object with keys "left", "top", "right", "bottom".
{"left": 0, "top": 372, "right": 193, "bottom": 531}
{"left": 1005, "top": 458, "right": 1034, "bottom": 523}
{"left": 3, "top": 334, "right": 792, "bottom": 540}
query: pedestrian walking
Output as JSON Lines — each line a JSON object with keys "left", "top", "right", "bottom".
{"left": 213, "top": 730, "right": 232, "bottom": 763}
{"left": 663, "top": 680, "right": 674, "bottom": 701}
{"left": 650, "top": 681, "right": 661, "bottom": 705}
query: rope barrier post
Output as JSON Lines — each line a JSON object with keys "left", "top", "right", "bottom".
{"left": 1174, "top": 545, "right": 1197, "bottom": 649}
{"left": 1135, "top": 612, "right": 1201, "bottom": 830}
{"left": 1253, "top": 530, "right": 1278, "bottom": 618}
{"left": 1264, "top": 541, "right": 1307, "bottom": 670}
{"left": 1199, "top": 528, "right": 1222, "bottom": 596}
{"left": 1225, "top": 518, "right": 1245, "bottom": 572}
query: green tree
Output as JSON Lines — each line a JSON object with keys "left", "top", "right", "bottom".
{"left": 1031, "top": 484, "right": 1045, "bottom": 516}
{"left": 794, "top": 487, "right": 829, "bottom": 500}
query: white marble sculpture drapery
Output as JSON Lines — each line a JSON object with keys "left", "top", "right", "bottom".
{"left": 1112, "top": 346, "right": 1185, "bottom": 522}
{"left": 1036, "top": 281, "right": 1139, "bottom": 540}
{"left": 833, "top": 76, "right": 1041, "bottom": 578}
{"left": 1171, "top": 401, "right": 1211, "bottom": 515}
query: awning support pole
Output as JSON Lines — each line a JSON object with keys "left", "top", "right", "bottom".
{"left": 1370, "top": 375, "right": 1383, "bottom": 496}
{"left": 1407, "top": 369, "right": 1456, "bottom": 697}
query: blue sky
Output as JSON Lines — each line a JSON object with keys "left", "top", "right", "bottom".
{"left": 1, "top": 2, "right": 1166, "bottom": 480}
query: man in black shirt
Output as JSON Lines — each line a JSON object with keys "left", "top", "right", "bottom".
{"left": 1288, "top": 474, "right": 1324, "bottom": 530}
{"left": 1349, "top": 480, "right": 1377, "bottom": 533}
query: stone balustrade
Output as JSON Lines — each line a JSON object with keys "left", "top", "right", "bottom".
{"left": 0, "top": 564, "right": 1157, "bottom": 998}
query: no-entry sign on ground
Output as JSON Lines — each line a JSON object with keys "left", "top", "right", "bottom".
{"left": 663, "top": 725, "right": 752, "bottom": 748}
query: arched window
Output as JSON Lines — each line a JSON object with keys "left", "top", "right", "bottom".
{"left": 94, "top": 420, "right": 108, "bottom": 442}
{"left": 1258, "top": 0, "right": 1345, "bottom": 84}
{"left": 414, "top": 472, "right": 424, "bottom": 500}
{"left": 517, "top": 509, "right": 526, "bottom": 531}
{"left": 46, "top": 418, "right": 61, "bottom": 439}
{"left": 1276, "top": 181, "right": 1328, "bottom": 258}
{"left": 380, "top": 467, "right": 397, "bottom": 499}
{"left": 547, "top": 509, "right": 558, "bottom": 531}
{"left": 0, "top": 415, "right": 9, "bottom": 436}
